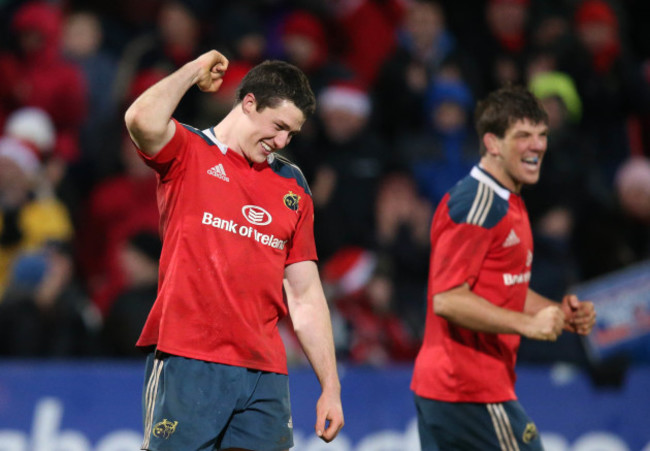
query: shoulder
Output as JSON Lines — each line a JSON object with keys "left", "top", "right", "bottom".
{"left": 445, "top": 168, "right": 510, "bottom": 229}
{"left": 268, "top": 153, "right": 312, "bottom": 196}
{"left": 177, "top": 123, "right": 218, "bottom": 146}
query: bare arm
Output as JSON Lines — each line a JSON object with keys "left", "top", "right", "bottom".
{"left": 124, "top": 50, "right": 229, "bottom": 156}
{"left": 284, "top": 260, "right": 344, "bottom": 443}
{"left": 525, "top": 289, "right": 596, "bottom": 335}
{"left": 434, "top": 283, "right": 565, "bottom": 341}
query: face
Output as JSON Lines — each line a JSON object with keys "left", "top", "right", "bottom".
{"left": 239, "top": 94, "right": 305, "bottom": 164}
{"left": 320, "top": 107, "right": 367, "bottom": 144}
{"left": 0, "top": 156, "right": 31, "bottom": 205}
{"left": 484, "top": 119, "right": 548, "bottom": 192}
{"left": 406, "top": 1, "right": 444, "bottom": 52}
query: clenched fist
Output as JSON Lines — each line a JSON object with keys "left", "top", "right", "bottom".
{"left": 194, "top": 50, "right": 229, "bottom": 93}
{"left": 526, "top": 305, "right": 565, "bottom": 341}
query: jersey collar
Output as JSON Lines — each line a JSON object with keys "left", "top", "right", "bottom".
{"left": 471, "top": 165, "right": 511, "bottom": 201}
{"left": 203, "top": 127, "right": 228, "bottom": 155}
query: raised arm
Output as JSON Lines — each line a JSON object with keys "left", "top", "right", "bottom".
{"left": 284, "top": 260, "right": 344, "bottom": 443}
{"left": 434, "top": 283, "right": 565, "bottom": 341}
{"left": 124, "top": 50, "right": 229, "bottom": 156}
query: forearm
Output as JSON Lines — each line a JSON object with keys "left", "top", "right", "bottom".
{"left": 524, "top": 289, "right": 556, "bottom": 315}
{"left": 291, "top": 298, "right": 341, "bottom": 393}
{"left": 124, "top": 60, "right": 202, "bottom": 154}
{"left": 434, "top": 283, "right": 533, "bottom": 336}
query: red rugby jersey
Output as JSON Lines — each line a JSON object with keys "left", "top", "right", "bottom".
{"left": 411, "top": 166, "right": 534, "bottom": 402}
{"left": 135, "top": 120, "right": 317, "bottom": 374}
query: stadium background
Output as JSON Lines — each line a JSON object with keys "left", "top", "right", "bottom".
{"left": 0, "top": 0, "right": 649, "bottom": 449}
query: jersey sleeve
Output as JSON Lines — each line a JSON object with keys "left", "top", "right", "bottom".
{"left": 429, "top": 217, "right": 492, "bottom": 295}
{"left": 285, "top": 193, "right": 318, "bottom": 265}
{"left": 429, "top": 175, "right": 510, "bottom": 295}
{"left": 134, "top": 118, "right": 190, "bottom": 181}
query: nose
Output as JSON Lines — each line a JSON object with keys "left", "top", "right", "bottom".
{"left": 532, "top": 134, "right": 547, "bottom": 151}
{"left": 274, "top": 131, "right": 292, "bottom": 149}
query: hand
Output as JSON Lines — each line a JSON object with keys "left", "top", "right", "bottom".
{"left": 526, "top": 305, "right": 565, "bottom": 341}
{"left": 194, "top": 50, "right": 229, "bottom": 93}
{"left": 315, "top": 389, "right": 344, "bottom": 443}
{"left": 561, "top": 294, "right": 597, "bottom": 335}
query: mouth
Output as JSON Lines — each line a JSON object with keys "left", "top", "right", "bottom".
{"left": 261, "top": 141, "right": 272, "bottom": 154}
{"left": 522, "top": 156, "right": 540, "bottom": 168}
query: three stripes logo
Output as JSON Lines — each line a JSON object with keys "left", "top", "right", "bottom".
{"left": 208, "top": 163, "right": 229, "bottom": 182}
{"left": 487, "top": 403, "right": 524, "bottom": 451}
{"left": 466, "top": 182, "right": 494, "bottom": 226}
{"left": 502, "top": 229, "right": 520, "bottom": 248}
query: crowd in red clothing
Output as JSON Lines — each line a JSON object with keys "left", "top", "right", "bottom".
{"left": 0, "top": 0, "right": 649, "bottom": 364}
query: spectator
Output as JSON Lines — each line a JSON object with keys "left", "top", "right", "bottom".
{"left": 76, "top": 134, "right": 159, "bottom": 316}
{"left": 212, "top": 3, "right": 266, "bottom": 65}
{"left": 571, "top": 156, "right": 650, "bottom": 282}
{"left": 374, "top": 0, "right": 477, "bottom": 141}
{"left": 610, "top": 156, "right": 650, "bottom": 263}
{"left": 373, "top": 170, "right": 432, "bottom": 337}
{"left": 322, "top": 246, "right": 420, "bottom": 366}
{"left": 0, "top": 0, "right": 88, "bottom": 163}
{"left": 327, "top": 0, "right": 404, "bottom": 87}
{"left": 0, "top": 241, "right": 101, "bottom": 357}
{"left": 397, "top": 77, "right": 478, "bottom": 207}
{"left": 102, "top": 230, "right": 161, "bottom": 357}
{"left": 468, "top": 0, "right": 534, "bottom": 95}
{"left": 0, "top": 109, "right": 73, "bottom": 296}
{"left": 112, "top": 0, "right": 209, "bottom": 127}
{"left": 62, "top": 9, "right": 119, "bottom": 181}
{"left": 300, "top": 81, "right": 392, "bottom": 261}
{"left": 560, "top": 0, "right": 650, "bottom": 184}
{"left": 278, "top": 10, "right": 353, "bottom": 97}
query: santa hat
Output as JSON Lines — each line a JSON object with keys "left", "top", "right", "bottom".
{"left": 4, "top": 107, "right": 56, "bottom": 154}
{"left": 0, "top": 137, "right": 41, "bottom": 177}
{"left": 322, "top": 246, "right": 377, "bottom": 297}
{"left": 318, "top": 81, "right": 370, "bottom": 117}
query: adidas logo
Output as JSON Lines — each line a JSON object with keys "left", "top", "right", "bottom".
{"left": 207, "top": 163, "right": 229, "bottom": 182}
{"left": 502, "top": 229, "right": 520, "bottom": 247}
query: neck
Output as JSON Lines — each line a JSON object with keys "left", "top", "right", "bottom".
{"left": 213, "top": 108, "right": 246, "bottom": 160}
{"left": 479, "top": 155, "right": 521, "bottom": 193}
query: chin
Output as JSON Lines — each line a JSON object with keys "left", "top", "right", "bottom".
{"left": 522, "top": 174, "right": 541, "bottom": 186}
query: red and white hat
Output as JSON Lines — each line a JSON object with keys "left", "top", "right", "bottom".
{"left": 322, "top": 246, "right": 377, "bottom": 297}
{"left": 0, "top": 136, "right": 41, "bottom": 177}
{"left": 4, "top": 107, "right": 55, "bottom": 154}
{"left": 318, "top": 81, "right": 371, "bottom": 117}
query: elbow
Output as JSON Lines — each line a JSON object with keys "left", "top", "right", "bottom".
{"left": 433, "top": 293, "right": 452, "bottom": 319}
{"left": 124, "top": 105, "right": 170, "bottom": 153}
{"left": 124, "top": 104, "right": 145, "bottom": 136}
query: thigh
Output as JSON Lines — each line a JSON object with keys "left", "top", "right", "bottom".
{"left": 414, "top": 396, "right": 543, "bottom": 451}
{"left": 489, "top": 400, "right": 543, "bottom": 451}
{"left": 219, "top": 370, "right": 293, "bottom": 451}
{"left": 141, "top": 352, "right": 242, "bottom": 451}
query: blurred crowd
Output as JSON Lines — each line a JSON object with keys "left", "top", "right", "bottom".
{"left": 0, "top": 0, "right": 649, "bottom": 368}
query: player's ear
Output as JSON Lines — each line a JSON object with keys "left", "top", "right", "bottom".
{"left": 483, "top": 133, "right": 500, "bottom": 157}
{"left": 241, "top": 93, "right": 256, "bottom": 114}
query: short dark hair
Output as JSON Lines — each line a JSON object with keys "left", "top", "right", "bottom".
{"left": 236, "top": 60, "right": 316, "bottom": 118}
{"left": 475, "top": 85, "right": 548, "bottom": 156}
